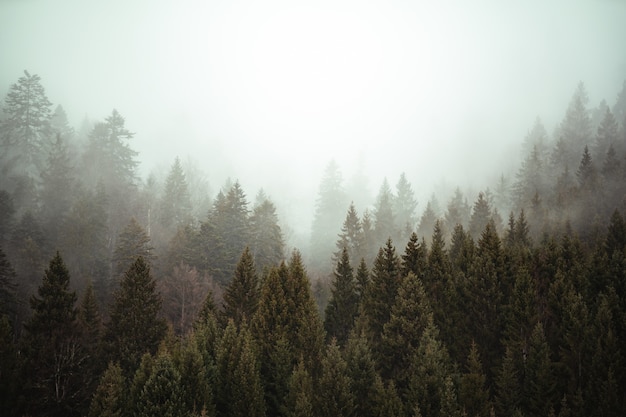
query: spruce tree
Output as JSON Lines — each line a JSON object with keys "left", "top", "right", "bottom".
{"left": 0, "top": 246, "right": 18, "bottom": 321}
{"left": 401, "top": 231, "right": 427, "bottom": 280}
{"left": 112, "top": 217, "right": 154, "bottom": 279}
{"left": 361, "top": 239, "right": 402, "bottom": 356}
{"left": 88, "top": 362, "right": 127, "bottom": 417}
{"left": 22, "top": 252, "right": 85, "bottom": 417}
{"left": 106, "top": 256, "right": 166, "bottom": 374}
{"left": 159, "top": 156, "right": 192, "bottom": 233}
{"left": 460, "top": 341, "right": 491, "bottom": 417}
{"left": 216, "top": 320, "right": 265, "bottom": 417}
{"left": 285, "top": 358, "right": 315, "bottom": 417}
{"left": 324, "top": 247, "right": 359, "bottom": 346}
{"left": 380, "top": 272, "right": 432, "bottom": 388}
{"left": 335, "top": 202, "right": 363, "bottom": 264}
{"left": 373, "top": 178, "right": 396, "bottom": 244}
{"left": 250, "top": 195, "right": 285, "bottom": 273}
{"left": 136, "top": 352, "right": 185, "bottom": 417}
{"left": 316, "top": 339, "right": 356, "bottom": 417}
{"left": 222, "top": 246, "right": 260, "bottom": 327}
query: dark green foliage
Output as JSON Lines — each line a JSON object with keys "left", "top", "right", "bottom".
{"left": 88, "top": 362, "right": 126, "bottom": 417}
{"left": 380, "top": 272, "right": 432, "bottom": 387}
{"left": 344, "top": 331, "right": 381, "bottom": 417}
{"left": 0, "top": 316, "right": 19, "bottom": 416}
{"left": 335, "top": 202, "right": 364, "bottom": 265}
{"left": 216, "top": 320, "right": 265, "bottom": 417}
{"left": 22, "top": 252, "right": 87, "bottom": 417}
{"left": 106, "top": 256, "right": 167, "bottom": 375}
{"left": 324, "top": 247, "right": 359, "bottom": 346}
{"left": 286, "top": 359, "right": 315, "bottom": 417}
{"left": 401, "top": 231, "right": 427, "bottom": 280}
{"left": 460, "top": 341, "right": 491, "bottom": 417}
{"left": 223, "top": 247, "right": 260, "bottom": 327}
{"left": 0, "top": 247, "right": 18, "bottom": 320}
{"left": 362, "top": 239, "right": 402, "bottom": 355}
{"left": 316, "top": 339, "right": 355, "bottom": 417}
{"left": 136, "top": 352, "right": 185, "bottom": 417}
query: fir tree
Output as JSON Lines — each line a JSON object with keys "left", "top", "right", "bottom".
{"left": 88, "top": 362, "right": 127, "bottom": 417}
{"left": 394, "top": 172, "right": 418, "bottom": 240}
{"left": 361, "top": 239, "right": 402, "bottom": 356}
{"left": 216, "top": 320, "right": 266, "bottom": 417}
{"left": 460, "top": 341, "right": 491, "bottom": 417}
{"left": 335, "top": 202, "right": 363, "bottom": 264}
{"left": 105, "top": 256, "right": 167, "bottom": 375}
{"left": 136, "top": 352, "right": 185, "bottom": 417}
{"left": 223, "top": 246, "right": 260, "bottom": 327}
{"left": 112, "top": 217, "right": 154, "bottom": 279}
{"left": 401, "top": 231, "right": 427, "bottom": 280}
{"left": 159, "top": 156, "right": 192, "bottom": 232}
{"left": 315, "top": 339, "right": 356, "bottom": 417}
{"left": 285, "top": 358, "right": 315, "bottom": 417}
{"left": 324, "top": 247, "right": 359, "bottom": 346}
{"left": 250, "top": 194, "right": 285, "bottom": 273}
{"left": 0, "top": 247, "right": 18, "bottom": 321}
{"left": 374, "top": 178, "right": 396, "bottom": 243}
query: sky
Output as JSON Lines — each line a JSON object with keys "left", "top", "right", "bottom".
{"left": 1, "top": 0, "right": 626, "bottom": 235}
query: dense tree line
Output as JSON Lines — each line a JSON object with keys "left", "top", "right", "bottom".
{"left": 1, "top": 72, "right": 626, "bottom": 416}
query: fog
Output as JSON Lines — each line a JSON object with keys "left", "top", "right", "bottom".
{"left": 2, "top": 0, "right": 625, "bottom": 238}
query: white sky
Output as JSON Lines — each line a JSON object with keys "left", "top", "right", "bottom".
{"left": 1, "top": 0, "right": 625, "bottom": 233}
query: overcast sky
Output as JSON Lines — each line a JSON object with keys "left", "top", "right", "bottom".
{"left": 1, "top": 0, "right": 625, "bottom": 232}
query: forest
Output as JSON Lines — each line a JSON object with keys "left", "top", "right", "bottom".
{"left": 1, "top": 70, "right": 626, "bottom": 417}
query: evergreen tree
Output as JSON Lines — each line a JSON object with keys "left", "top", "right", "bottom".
{"left": 594, "top": 107, "right": 619, "bottom": 166}
{"left": 469, "top": 192, "right": 492, "bottom": 240}
{"left": 250, "top": 194, "right": 285, "bottom": 273}
{"left": 344, "top": 330, "right": 381, "bottom": 417}
{"left": 394, "top": 172, "right": 418, "bottom": 240}
{"left": 316, "top": 339, "right": 356, "bottom": 417}
{"left": 159, "top": 156, "right": 192, "bottom": 232}
{"left": 417, "top": 199, "right": 438, "bottom": 245}
{"left": 361, "top": 239, "right": 402, "bottom": 356}
{"left": 310, "top": 160, "right": 348, "bottom": 272}
{"left": 494, "top": 346, "right": 522, "bottom": 417}
{"left": 112, "top": 217, "right": 154, "bottom": 279}
{"left": 373, "top": 178, "right": 396, "bottom": 243}
{"left": 0, "top": 70, "right": 52, "bottom": 179}
{"left": 556, "top": 82, "right": 592, "bottom": 171}
{"left": 285, "top": 358, "right": 315, "bottom": 417}
{"left": 22, "top": 252, "right": 86, "bottom": 417}
{"left": 380, "top": 272, "right": 432, "bottom": 389}
{"left": 445, "top": 188, "right": 470, "bottom": 233}
{"left": 216, "top": 320, "right": 266, "bottom": 417}
{"left": 324, "top": 247, "right": 359, "bottom": 346}
{"left": 335, "top": 202, "right": 363, "bottom": 264}
{"left": 88, "top": 362, "right": 127, "bottom": 417}
{"left": 354, "top": 257, "right": 370, "bottom": 303}
{"left": 39, "top": 133, "right": 75, "bottom": 243}
{"left": 105, "top": 256, "right": 167, "bottom": 375}
{"left": 460, "top": 341, "right": 491, "bottom": 417}
{"left": 401, "top": 231, "right": 427, "bottom": 280}
{"left": 0, "top": 247, "right": 18, "bottom": 321}
{"left": 223, "top": 246, "right": 260, "bottom": 327}
{"left": 174, "top": 335, "right": 215, "bottom": 417}
{"left": 525, "top": 322, "right": 556, "bottom": 417}
{"left": 136, "top": 352, "right": 185, "bottom": 417}
{"left": 576, "top": 145, "right": 595, "bottom": 188}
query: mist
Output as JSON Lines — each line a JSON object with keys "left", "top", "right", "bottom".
{"left": 2, "top": 0, "right": 626, "bottom": 241}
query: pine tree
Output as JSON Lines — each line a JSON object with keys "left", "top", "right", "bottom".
{"left": 594, "top": 107, "right": 619, "bottom": 165}
{"left": 374, "top": 178, "right": 396, "bottom": 243}
{"left": 223, "top": 247, "right": 260, "bottom": 327}
{"left": 469, "top": 192, "right": 492, "bottom": 240}
{"left": 112, "top": 217, "right": 154, "bottom": 280}
{"left": 310, "top": 160, "right": 348, "bottom": 272}
{"left": 250, "top": 194, "right": 285, "bottom": 273}
{"left": 88, "top": 362, "right": 127, "bottom": 417}
{"left": 159, "top": 156, "right": 192, "bottom": 232}
{"left": 136, "top": 352, "right": 185, "bottom": 417}
{"left": 401, "top": 231, "right": 427, "bottom": 280}
{"left": 380, "top": 272, "right": 433, "bottom": 389}
{"left": 445, "top": 188, "right": 470, "bottom": 233}
{"left": 216, "top": 320, "right": 266, "bottom": 417}
{"left": 576, "top": 145, "right": 595, "bottom": 188}
{"left": 394, "top": 172, "right": 418, "bottom": 240}
{"left": 460, "top": 341, "right": 491, "bottom": 417}
{"left": 344, "top": 331, "right": 381, "bottom": 417}
{"left": 316, "top": 339, "right": 356, "bottom": 417}
{"left": 39, "top": 133, "right": 75, "bottom": 243}
{"left": 335, "top": 202, "right": 363, "bottom": 264}
{"left": 0, "top": 247, "right": 18, "bottom": 321}
{"left": 285, "top": 358, "right": 315, "bottom": 417}
{"left": 494, "top": 346, "right": 521, "bottom": 417}
{"left": 105, "top": 256, "right": 167, "bottom": 374}
{"left": 22, "top": 252, "right": 86, "bottom": 417}
{"left": 417, "top": 199, "right": 438, "bottom": 245}
{"left": 174, "top": 335, "right": 215, "bottom": 417}
{"left": 0, "top": 70, "right": 52, "bottom": 178}
{"left": 324, "top": 247, "right": 359, "bottom": 346}
{"left": 361, "top": 239, "right": 402, "bottom": 356}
